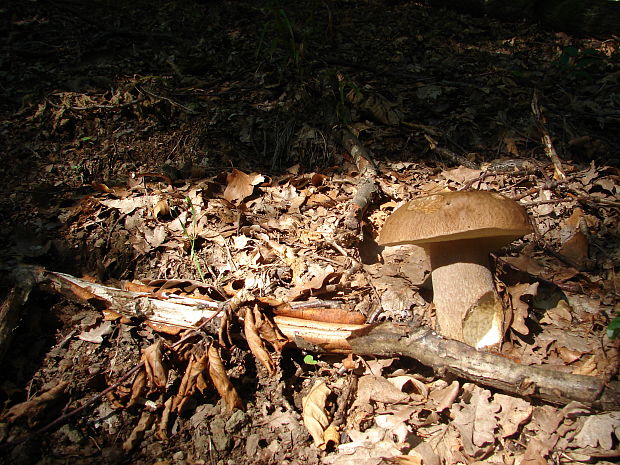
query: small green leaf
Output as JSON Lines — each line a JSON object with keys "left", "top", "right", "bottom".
{"left": 607, "top": 316, "right": 620, "bottom": 340}
{"left": 303, "top": 354, "right": 318, "bottom": 365}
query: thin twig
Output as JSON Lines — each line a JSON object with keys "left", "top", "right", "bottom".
{"left": 531, "top": 90, "right": 566, "bottom": 180}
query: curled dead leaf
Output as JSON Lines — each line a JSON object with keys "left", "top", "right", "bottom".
{"left": 223, "top": 169, "right": 264, "bottom": 204}
{"left": 207, "top": 343, "right": 244, "bottom": 411}
{"left": 122, "top": 410, "right": 155, "bottom": 452}
{"left": 302, "top": 380, "right": 331, "bottom": 448}
{"left": 174, "top": 352, "right": 209, "bottom": 413}
{"left": 252, "top": 307, "right": 288, "bottom": 353}
{"left": 127, "top": 369, "right": 147, "bottom": 409}
{"left": 243, "top": 305, "right": 276, "bottom": 375}
{"left": 142, "top": 340, "right": 168, "bottom": 389}
{"left": 157, "top": 396, "right": 174, "bottom": 441}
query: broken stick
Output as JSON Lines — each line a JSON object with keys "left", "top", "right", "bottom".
{"left": 347, "top": 321, "right": 619, "bottom": 411}
{"left": 11, "top": 266, "right": 620, "bottom": 411}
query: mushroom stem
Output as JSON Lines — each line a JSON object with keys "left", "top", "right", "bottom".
{"left": 428, "top": 239, "right": 504, "bottom": 348}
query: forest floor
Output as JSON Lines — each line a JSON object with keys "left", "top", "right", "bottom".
{"left": 0, "top": 1, "right": 619, "bottom": 464}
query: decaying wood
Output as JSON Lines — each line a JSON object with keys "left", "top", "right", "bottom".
{"left": 347, "top": 321, "right": 620, "bottom": 411}
{"left": 337, "top": 128, "right": 379, "bottom": 232}
{"left": 17, "top": 266, "right": 363, "bottom": 353}
{"left": 531, "top": 90, "right": 566, "bottom": 180}
{"left": 423, "top": 134, "right": 479, "bottom": 169}
{"left": 12, "top": 266, "right": 620, "bottom": 411}
{"left": 0, "top": 268, "right": 37, "bottom": 363}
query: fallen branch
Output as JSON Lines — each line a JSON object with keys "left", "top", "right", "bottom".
{"left": 424, "top": 134, "right": 479, "bottom": 169}
{"left": 9, "top": 266, "right": 620, "bottom": 410}
{"left": 337, "top": 128, "right": 379, "bottom": 232}
{"left": 15, "top": 266, "right": 363, "bottom": 353}
{"left": 347, "top": 322, "right": 620, "bottom": 411}
{"left": 532, "top": 90, "right": 566, "bottom": 180}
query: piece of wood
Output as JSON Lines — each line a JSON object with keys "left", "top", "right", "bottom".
{"left": 347, "top": 321, "right": 620, "bottom": 411}
{"left": 0, "top": 267, "right": 38, "bottom": 363}
{"left": 16, "top": 266, "right": 620, "bottom": 410}
{"left": 18, "top": 266, "right": 363, "bottom": 353}
{"left": 337, "top": 128, "right": 379, "bottom": 232}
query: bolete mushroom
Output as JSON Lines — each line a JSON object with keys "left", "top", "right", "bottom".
{"left": 378, "top": 190, "right": 532, "bottom": 348}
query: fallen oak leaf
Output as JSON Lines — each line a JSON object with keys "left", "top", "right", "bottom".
{"left": 243, "top": 305, "right": 276, "bottom": 375}
{"left": 122, "top": 410, "right": 155, "bottom": 452}
{"left": 174, "top": 351, "right": 209, "bottom": 413}
{"left": 223, "top": 169, "right": 264, "bottom": 204}
{"left": 127, "top": 369, "right": 147, "bottom": 409}
{"left": 573, "top": 412, "right": 620, "bottom": 450}
{"left": 142, "top": 340, "right": 168, "bottom": 389}
{"left": 208, "top": 342, "right": 244, "bottom": 411}
{"left": 302, "top": 380, "right": 331, "bottom": 449}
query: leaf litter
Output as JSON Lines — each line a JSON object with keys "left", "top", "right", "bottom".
{"left": 0, "top": 1, "right": 619, "bottom": 464}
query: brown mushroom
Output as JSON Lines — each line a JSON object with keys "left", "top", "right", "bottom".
{"left": 377, "top": 190, "right": 532, "bottom": 348}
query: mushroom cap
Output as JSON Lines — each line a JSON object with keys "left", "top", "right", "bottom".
{"left": 378, "top": 190, "right": 532, "bottom": 248}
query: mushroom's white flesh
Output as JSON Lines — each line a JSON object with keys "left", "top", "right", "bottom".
{"left": 428, "top": 239, "right": 504, "bottom": 348}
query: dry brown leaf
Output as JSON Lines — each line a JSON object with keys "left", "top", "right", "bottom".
{"left": 122, "top": 410, "right": 155, "bottom": 452}
{"left": 302, "top": 380, "right": 331, "bottom": 448}
{"left": 102, "top": 309, "right": 123, "bottom": 321}
{"left": 521, "top": 438, "right": 552, "bottom": 465}
{"left": 419, "top": 422, "right": 464, "bottom": 465}
{"left": 572, "top": 355, "right": 598, "bottom": 376}
{"left": 305, "top": 192, "right": 335, "bottom": 208}
{"left": 502, "top": 254, "right": 546, "bottom": 277}
{"left": 557, "top": 346, "right": 582, "bottom": 364}
{"left": 157, "top": 397, "right": 174, "bottom": 441}
{"left": 252, "top": 307, "right": 288, "bottom": 353}
{"left": 507, "top": 282, "right": 539, "bottom": 336}
{"left": 451, "top": 385, "right": 500, "bottom": 458}
{"left": 387, "top": 456, "right": 423, "bottom": 465}
{"left": 355, "top": 375, "right": 410, "bottom": 405}
{"left": 243, "top": 305, "right": 276, "bottom": 375}
{"left": 388, "top": 375, "right": 428, "bottom": 399}
{"left": 101, "top": 195, "right": 159, "bottom": 215}
{"left": 573, "top": 412, "right": 620, "bottom": 450}
{"left": 494, "top": 393, "right": 532, "bottom": 438}
{"left": 142, "top": 340, "right": 168, "bottom": 389}
{"left": 559, "top": 231, "right": 589, "bottom": 269}
{"left": 174, "top": 352, "right": 209, "bottom": 413}
{"left": 127, "top": 369, "right": 147, "bottom": 408}
{"left": 540, "top": 299, "right": 573, "bottom": 326}
{"left": 2, "top": 381, "right": 69, "bottom": 427}
{"left": 143, "top": 225, "right": 167, "bottom": 250}
{"left": 223, "top": 169, "right": 264, "bottom": 204}
{"left": 442, "top": 166, "right": 482, "bottom": 184}
{"left": 78, "top": 320, "right": 113, "bottom": 343}
{"left": 91, "top": 181, "right": 112, "bottom": 193}
{"left": 207, "top": 343, "right": 244, "bottom": 411}
{"left": 287, "top": 271, "right": 341, "bottom": 301}
{"left": 146, "top": 321, "right": 183, "bottom": 335}
{"left": 428, "top": 380, "right": 460, "bottom": 412}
